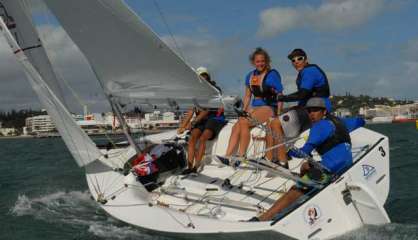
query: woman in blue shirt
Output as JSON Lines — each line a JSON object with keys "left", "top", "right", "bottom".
{"left": 224, "top": 48, "right": 283, "bottom": 158}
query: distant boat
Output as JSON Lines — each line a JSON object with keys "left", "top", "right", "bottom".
{"left": 392, "top": 114, "right": 416, "bottom": 123}
{"left": 367, "top": 116, "right": 393, "bottom": 124}
{"left": 0, "top": 0, "right": 391, "bottom": 239}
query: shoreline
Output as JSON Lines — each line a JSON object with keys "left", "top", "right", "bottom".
{"left": 0, "top": 129, "right": 169, "bottom": 140}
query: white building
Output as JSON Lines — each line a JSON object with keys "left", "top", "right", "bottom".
{"left": 144, "top": 111, "right": 161, "bottom": 121}
{"left": 0, "top": 127, "right": 17, "bottom": 136}
{"left": 162, "top": 112, "right": 175, "bottom": 121}
{"left": 361, "top": 103, "right": 418, "bottom": 119}
{"left": 335, "top": 108, "right": 351, "bottom": 118}
{"left": 25, "top": 115, "right": 56, "bottom": 134}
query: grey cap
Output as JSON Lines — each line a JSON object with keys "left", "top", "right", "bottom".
{"left": 306, "top": 97, "right": 326, "bottom": 109}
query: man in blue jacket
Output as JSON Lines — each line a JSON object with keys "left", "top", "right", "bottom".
{"left": 276, "top": 48, "right": 332, "bottom": 112}
{"left": 250, "top": 97, "right": 365, "bottom": 221}
{"left": 268, "top": 49, "right": 333, "bottom": 167}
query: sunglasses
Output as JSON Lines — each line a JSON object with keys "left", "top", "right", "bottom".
{"left": 291, "top": 56, "right": 305, "bottom": 63}
{"left": 307, "top": 107, "right": 324, "bottom": 113}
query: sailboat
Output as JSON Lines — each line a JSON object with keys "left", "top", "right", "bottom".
{"left": 0, "top": 0, "right": 391, "bottom": 239}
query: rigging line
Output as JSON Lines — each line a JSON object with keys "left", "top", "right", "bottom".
{"left": 164, "top": 208, "right": 193, "bottom": 229}
{"left": 43, "top": 5, "right": 118, "bottom": 148}
{"left": 152, "top": 0, "right": 186, "bottom": 62}
{"left": 104, "top": 186, "right": 127, "bottom": 200}
{"left": 1, "top": 12, "right": 101, "bottom": 191}
{"left": 94, "top": 174, "right": 104, "bottom": 196}
{"left": 99, "top": 165, "right": 134, "bottom": 194}
{"left": 256, "top": 179, "right": 290, "bottom": 206}
{"left": 85, "top": 168, "right": 101, "bottom": 197}
{"left": 101, "top": 173, "right": 125, "bottom": 194}
{"left": 20, "top": 0, "right": 69, "bottom": 107}
{"left": 39, "top": 60, "right": 99, "bottom": 168}
{"left": 35, "top": 0, "right": 118, "bottom": 151}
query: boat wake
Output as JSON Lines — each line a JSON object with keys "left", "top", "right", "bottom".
{"left": 10, "top": 191, "right": 168, "bottom": 240}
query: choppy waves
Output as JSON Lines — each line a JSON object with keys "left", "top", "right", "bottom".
{"left": 10, "top": 191, "right": 163, "bottom": 240}
{"left": 337, "top": 223, "right": 418, "bottom": 240}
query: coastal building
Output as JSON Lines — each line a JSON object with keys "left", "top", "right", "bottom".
{"left": 335, "top": 108, "right": 351, "bottom": 118}
{"left": 25, "top": 115, "right": 56, "bottom": 134}
{"left": 360, "top": 102, "right": 418, "bottom": 124}
{"left": 22, "top": 126, "right": 29, "bottom": 136}
{"left": 77, "top": 120, "right": 110, "bottom": 134}
{"left": 0, "top": 127, "right": 17, "bottom": 136}
{"left": 24, "top": 110, "right": 179, "bottom": 136}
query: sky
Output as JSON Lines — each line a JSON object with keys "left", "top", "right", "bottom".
{"left": 0, "top": 0, "right": 417, "bottom": 113}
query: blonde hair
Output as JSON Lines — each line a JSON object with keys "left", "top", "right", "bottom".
{"left": 249, "top": 47, "right": 271, "bottom": 70}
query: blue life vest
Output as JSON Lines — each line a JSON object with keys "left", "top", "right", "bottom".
{"left": 296, "top": 64, "right": 330, "bottom": 99}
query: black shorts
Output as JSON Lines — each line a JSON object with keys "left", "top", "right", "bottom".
{"left": 192, "top": 118, "right": 226, "bottom": 140}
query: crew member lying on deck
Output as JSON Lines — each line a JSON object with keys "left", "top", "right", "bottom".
{"left": 178, "top": 67, "right": 226, "bottom": 175}
{"left": 249, "top": 97, "right": 365, "bottom": 221}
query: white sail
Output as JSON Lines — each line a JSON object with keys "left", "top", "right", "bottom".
{"left": 42, "top": 0, "right": 219, "bottom": 104}
{"left": 0, "top": 0, "right": 67, "bottom": 104}
{"left": 0, "top": 17, "right": 102, "bottom": 167}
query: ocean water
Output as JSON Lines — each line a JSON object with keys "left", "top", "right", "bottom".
{"left": 0, "top": 123, "right": 417, "bottom": 240}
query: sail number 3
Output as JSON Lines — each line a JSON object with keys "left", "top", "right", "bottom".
{"left": 378, "top": 146, "right": 386, "bottom": 157}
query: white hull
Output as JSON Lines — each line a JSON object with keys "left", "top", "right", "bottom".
{"left": 85, "top": 122, "right": 391, "bottom": 239}
{"left": 0, "top": 1, "right": 390, "bottom": 239}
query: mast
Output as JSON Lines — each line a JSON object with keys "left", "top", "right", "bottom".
{"left": 110, "top": 96, "right": 141, "bottom": 154}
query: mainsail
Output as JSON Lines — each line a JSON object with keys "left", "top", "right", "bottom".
{"left": 0, "top": 0, "right": 66, "bottom": 105}
{"left": 42, "top": 0, "right": 219, "bottom": 104}
{"left": 0, "top": 9, "right": 102, "bottom": 167}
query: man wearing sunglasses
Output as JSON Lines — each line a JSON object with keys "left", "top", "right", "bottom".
{"left": 276, "top": 48, "right": 331, "bottom": 112}
{"left": 249, "top": 97, "right": 364, "bottom": 222}
{"left": 267, "top": 49, "right": 332, "bottom": 168}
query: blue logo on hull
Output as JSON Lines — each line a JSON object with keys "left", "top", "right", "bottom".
{"left": 362, "top": 164, "right": 376, "bottom": 179}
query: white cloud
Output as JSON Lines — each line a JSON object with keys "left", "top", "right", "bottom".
{"left": 161, "top": 34, "right": 231, "bottom": 70}
{"left": 258, "top": 7, "right": 301, "bottom": 37}
{"left": 258, "top": 0, "right": 385, "bottom": 38}
{"left": 161, "top": 34, "right": 250, "bottom": 95}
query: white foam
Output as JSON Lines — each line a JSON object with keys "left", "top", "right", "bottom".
{"left": 10, "top": 190, "right": 157, "bottom": 239}
{"left": 10, "top": 191, "right": 93, "bottom": 217}
{"left": 11, "top": 194, "right": 33, "bottom": 216}
{"left": 88, "top": 222, "right": 155, "bottom": 240}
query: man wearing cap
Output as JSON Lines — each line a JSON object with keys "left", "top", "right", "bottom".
{"left": 178, "top": 67, "right": 226, "bottom": 174}
{"left": 249, "top": 97, "right": 365, "bottom": 222}
{"left": 276, "top": 48, "right": 332, "bottom": 112}
{"left": 196, "top": 66, "right": 222, "bottom": 94}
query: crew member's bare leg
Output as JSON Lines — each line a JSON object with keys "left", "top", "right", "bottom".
{"left": 187, "top": 128, "right": 202, "bottom": 169}
{"left": 258, "top": 186, "right": 304, "bottom": 221}
{"left": 225, "top": 121, "right": 241, "bottom": 156}
{"left": 238, "top": 106, "right": 273, "bottom": 157}
{"left": 238, "top": 117, "right": 252, "bottom": 156}
{"left": 300, "top": 162, "right": 311, "bottom": 176}
{"left": 195, "top": 129, "right": 214, "bottom": 169}
{"left": 258, "top": 162, "right": 311, "bottom": 221}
